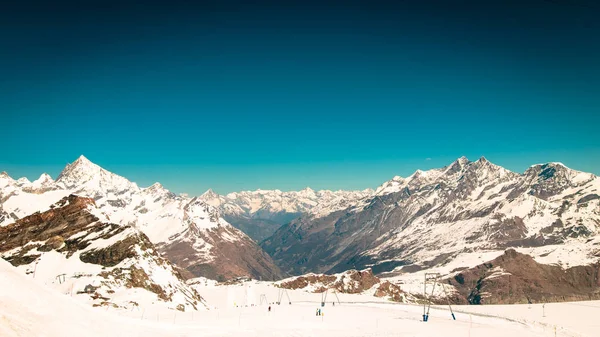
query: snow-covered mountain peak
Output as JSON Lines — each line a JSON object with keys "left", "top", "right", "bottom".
{"left": 457, "top": 155, "right": 469, "bottom": 164}
{"left": 145, "top": 182, "right": 167, "bottom": 192}
{"left": 16, "top": 177, "right": 31, "bottom": 186}
{"left": 21, "top": 173, "right": 58, "bottom": 193}
{"left": 201, "top": 188, "right": 219, "bottom": 200}
{"left": 0, "top": 172, "right": 16, "bottom": 191}
{"left": 443, "top": 156, "right": 470, "bottom": 176}
{"left": 199, "top": 189, "right": 222, "bottom": 208}
{"left": 404, "top": 167, "right": 445, "bottom": 187}
{"left": 225, "top": 192, "right": 238, "bottom": 199}
{"left": 525, "top": 162, "right": 596, "bottom": 188}
{"left": 141, "top": 182, "right": 175, "bottom": 201}
{"left": 411, "top": 169, "right": 425, "bottom": 177}
{"left": 375, "top": 176, "right": 407, "bottom": 195}
{"left": 297, "top": 187, "right": 317, "bottom": 198}
{"left": 375, "top": 157, "right": 519, "bottom": 196}
{"left": 56, "top": 156, "right": 138, "bottom": 194}
{"left": 75, "top": 154, "right": 93, "bottom": 165}
{"left": 464, "top": 156, "right": 515, "bottom": 179}
{"left": 33, "top": 173, "right": 54, "bottom": 185}
{"left": 56, "top": 155, "right": 104, "bottom": 186}
{"left": 66, "top": 155, "right": 99, "bottom": 174}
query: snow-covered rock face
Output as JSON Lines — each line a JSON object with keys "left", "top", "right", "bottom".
{"left": 56, "top": 155, "right": 133, "bottom": 191}
{"left": 0, "top": 195, "right": 206, "bottom": 311}
{"left": 262, "top": 156, "right": 600, "bottom": 276}
{"left": 0, "top": 156, "right": 281, "bottom": 281}
{"left": 199, "top": 186, "right": 374, "bottom": 241}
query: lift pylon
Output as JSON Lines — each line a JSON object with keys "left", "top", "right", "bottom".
{"left": 423, "top": 272, "right": 455, "bottom": 322}
{"left": 277, "top": 288, "right": 291, "bottom": 305}
{"left": 320, "top": 288, "right": 340, "bottom": 307}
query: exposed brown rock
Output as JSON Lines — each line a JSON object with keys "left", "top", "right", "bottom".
{"left": 278, "top": 269, "right": 382, "bottom": 294}
{"left": 46, "top": 235, "right": 65, "bottom": 250}
{"left": 374, "top": 281, "right": 405, "bottom": 302}
{"left": 278, "top": 274, "right": 337, "bottom": 291}
{"left": 80, "top": 234, "right": 153, "bottom": 267}
{"left": 447, "top": 249, "right": 600, "bottom": 304}
{"left": 0, "top": 195, "right": 98, "bottom": 254}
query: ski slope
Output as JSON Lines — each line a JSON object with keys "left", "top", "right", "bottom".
{"left": 1, "top": 259, "right": 596, "bottom": 337}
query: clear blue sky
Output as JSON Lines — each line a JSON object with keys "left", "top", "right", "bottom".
{"left": 1, "top": 0, "right": 599, "bottom": 194}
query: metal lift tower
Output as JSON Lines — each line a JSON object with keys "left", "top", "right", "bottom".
{"left": 277, "top": 288, "right": 292, "bottom": 305}
{"left": 320, "top": 288, "right": 341, "bottom": 307}
{"left": 423, "top": 272, "right": 455, "bottom": 322}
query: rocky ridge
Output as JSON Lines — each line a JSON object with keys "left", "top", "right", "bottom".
{"left": 0, "top": 195, "right": 205, "bottom": 311}
{"left": 276, "top": 268, "right": 407, "bottom": 302}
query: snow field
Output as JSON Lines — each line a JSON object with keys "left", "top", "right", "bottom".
{"left": 1, "top": 258, "right": 594, "bottom": 337}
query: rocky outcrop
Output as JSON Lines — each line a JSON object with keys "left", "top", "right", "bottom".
{"left": 277, "top": 269, "right": 394, "bottom": 297}
{"left": 374, "top": 281, "right": 406, "bottom": 302}
{"left": 277, "top": 274, "right": 337, "bottom": 292}
{"left": 0, "top": 195, "right": 100, "bottom": 261}
{"left": 447, "top": 249, "right": 600, "bottom": 304}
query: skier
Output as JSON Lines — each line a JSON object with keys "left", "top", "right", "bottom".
{"left": 268, "top": 306, "right": 271, "bottom": 312}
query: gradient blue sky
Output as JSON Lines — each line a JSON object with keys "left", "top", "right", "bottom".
{"left": 1, "top": 0, "right": 599, "bottom": 194}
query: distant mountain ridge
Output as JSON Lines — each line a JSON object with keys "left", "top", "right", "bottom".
{"left": 199, "top": 186, "right": 373, "bottom": 241}
{"left": 261, "top": 156, "right": 600, "bottom": 276}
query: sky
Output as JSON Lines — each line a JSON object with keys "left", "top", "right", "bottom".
{"left": 1, "top": 0, "right": 599, "bottom": 194}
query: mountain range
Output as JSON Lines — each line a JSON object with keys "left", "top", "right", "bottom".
{"left": 261, "top": 156, "right": 600, "bottom": 277}
{"left": 0, "top": 156, "right": 281, "bottom": 282}
{"left": 2, "top": 155, "right": 599, "bottom": 294}
{"left": 199, "top": 187, "right": 373, "bottom": 241}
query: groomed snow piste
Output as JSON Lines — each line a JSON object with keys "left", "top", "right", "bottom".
{"left": 2, "top": 258, "right": 597, "bottom": 337}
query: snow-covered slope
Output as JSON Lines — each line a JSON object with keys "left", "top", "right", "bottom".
{"left": 0, "top": 156, "right": 281, "bottom": 281}
{"left": 4, "top": 252, "right": 581, "bottom": 337}
{"left": 199, "top": 187, "right": 373, "bottom": 241}
{"left": 262, "top": 157, "right": 600, "bottom": 276}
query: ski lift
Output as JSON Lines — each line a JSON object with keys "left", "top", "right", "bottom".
{"left": 422, "top": 272, "right": 455, "bottom": 322}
